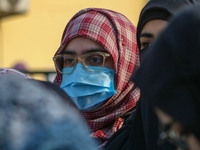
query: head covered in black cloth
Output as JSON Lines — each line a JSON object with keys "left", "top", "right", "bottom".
{"left": 0, "top": 75, "right": 98, "bottom": 150}
{"left": 137, "top": 0, "right": 197, "bottom": 50}
{"left": 134, "top": 4, "right": 200, "bottom": 140}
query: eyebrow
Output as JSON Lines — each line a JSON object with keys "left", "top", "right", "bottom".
{"left": 140, "top": 32, "right": 154, "bottom": 38}
{"left": 62, "top": 48, "right": 106, "bottom": 55}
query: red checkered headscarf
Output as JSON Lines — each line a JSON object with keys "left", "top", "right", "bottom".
{"left": 53, "top": 8, "right": 140, "bottom": 144}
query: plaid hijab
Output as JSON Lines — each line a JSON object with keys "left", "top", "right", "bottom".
{"left": 53, "top": 8, "right": 140, "bottom": 144}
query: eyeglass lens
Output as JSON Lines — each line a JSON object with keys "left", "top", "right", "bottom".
{"left": 54, "top": 53, "right": 105, "bottom": 74}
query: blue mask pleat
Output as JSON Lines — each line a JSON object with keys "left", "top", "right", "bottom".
{"left": 60, "top": 63, "right": 116, "bottom": 110}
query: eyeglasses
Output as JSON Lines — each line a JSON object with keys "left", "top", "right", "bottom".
{"left": 158, "top": 121, "right": 190, "bottom": 150}
{"left": 53, "top": 51, "right": 110, "bottom": 74}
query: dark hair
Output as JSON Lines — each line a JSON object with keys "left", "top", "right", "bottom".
{"left": 137, "top": 0, "right": 196, "bottom": 50}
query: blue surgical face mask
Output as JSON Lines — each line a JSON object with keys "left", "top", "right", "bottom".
{"left": 60, "top": 63, "right": 117, "bottom": 110}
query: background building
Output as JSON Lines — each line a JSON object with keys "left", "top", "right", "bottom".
{"left": 0, "top": 0, "right": 148, "bottom": 81}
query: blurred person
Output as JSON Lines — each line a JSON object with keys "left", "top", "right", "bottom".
{"left": 53, "top": 8, "right": 140, "bottom": 145}
{"left": 0, "top": 68, "right": 75, "bottom": 107}
{"left": 135, "top": 0, "right": 198, "bottom": 149}
{"left": 0, "top": 68, "right": 30, "bottom": 79}
{"left": 12, "top": 61, "right": 28, "bottom": 73}
{"left": 0, "top": 75, "right": 99, "bottom": 150}
{"left": 39, "top": 80, "right": 78, "bottom": 108}
{"left": 134, "top": 4, "right": 200, "bottom": 150}
{"left": 105, "top": 0, "right": 197, "bottom": 150}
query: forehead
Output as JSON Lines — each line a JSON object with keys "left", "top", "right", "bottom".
{"left": 63, "top": 36, "right": 106, "bottom": 54}
{"left": 141, "top": 19, "right": 168, "bottom": 38}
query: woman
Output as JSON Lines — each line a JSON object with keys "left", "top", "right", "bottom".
{"left": 106, "top": 1, "right": 197, "bottom": 150}
{"left": 137, "top": 0, "right": 196, "bottom": 60}
{"left": 134, "top": 4, "right": 200, "bottom": 150}
{"left": 53, "top": 8, "right": 140, "bottom": 144}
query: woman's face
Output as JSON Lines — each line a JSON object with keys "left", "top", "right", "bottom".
{"left": 63, "top": 36, "right": 114, "bottom": 69}
{"left": 156, "top": 108, "right": 200, "bottom": 150}
{"left": 140, "top": 19, "right": 168, "bottom": 51}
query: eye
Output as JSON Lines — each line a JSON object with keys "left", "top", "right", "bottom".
{"left": 86, "top": 55, "right": 103, "bottom": 66}
{"left": 141, "top": 42, "right": 152, "bottom": 50}
{"left": 63, "top": 56, "right": 75, "bottom": 67}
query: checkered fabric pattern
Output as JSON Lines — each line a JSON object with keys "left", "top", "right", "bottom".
{"left": 53, "top": 8, "right": 140, "bottom": 144}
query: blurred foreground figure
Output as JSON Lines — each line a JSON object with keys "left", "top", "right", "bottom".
{"left": 135, "top": 4, "right": 200, "bottom": 150}
{"left": 0, "top": 68, "right": 30, "bottom": 79}
{"left": 0, "top": 76, "right": 98, "bottom": 150}
{"left": 105, "top": 0, "right": 197, "bottom": 150}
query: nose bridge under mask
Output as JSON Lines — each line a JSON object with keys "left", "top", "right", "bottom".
{"left": 72, "top": 63, "right": 84, "bottom": 82}
{"left": 77, "top": 57, "right": 84, "bottom": 65}
{"left": 65, "top": 63, "right": 113, "bottom": 87}
{"left": 60, "top": 63, "right": 116, "bottom": 110}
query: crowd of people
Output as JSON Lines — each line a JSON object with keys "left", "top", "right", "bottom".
{"left": 1, "top": 0, "right": 200, "bottom": 150}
